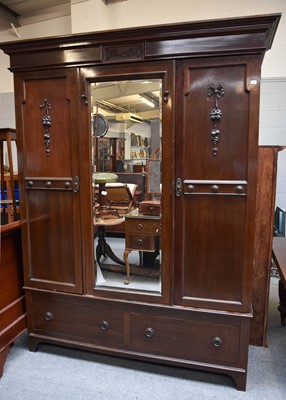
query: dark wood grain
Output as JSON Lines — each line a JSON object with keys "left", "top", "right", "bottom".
{"left": 0, "top": 221, "right": 26, "bottom": 377}
{"left": 250, "top": 147, "right": 280, "bottom": 346}
{"left": 0, "top": 14, "right": 281, "bottom": 390}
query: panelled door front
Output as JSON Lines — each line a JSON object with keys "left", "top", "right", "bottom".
{"left": 174, "top": 56, "right": 261, "bottom": 313}
{"left": 15, "top": 68, "right": 82, "bottom": 293}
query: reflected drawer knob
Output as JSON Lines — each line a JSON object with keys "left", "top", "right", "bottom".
{"left": 45, "top": 311, "right": 54, "bottom": 321}
{"left": 137, "top": 239, "right": 143, "bottom": 245}
{"left": 137, "top": 224, "right": 143, "bottom": 230}
{"left": 145, "top": 327, "right": 155, "bottom": 338}
{"left": 100, "top": 320, "right": 110, "bottom": 330}
{"left": 212, "top": 336, "right": 223, "bottom": 348}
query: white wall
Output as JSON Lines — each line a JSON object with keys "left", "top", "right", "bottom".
{"left": 0, "top": 14, "right": 71, "bottom": 93}
{"left": 259, "top": 78, "right": 286, "bottom": 210}
{"left": 259, "top": 78, "right": 286, "bottom": 146}
{"left": 276, "top": 150, "right": 286, "bottom": 210}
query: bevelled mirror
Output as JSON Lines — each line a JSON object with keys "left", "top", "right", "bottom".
{"left": 91, "top": 78, "right": 162, "bottom": 294}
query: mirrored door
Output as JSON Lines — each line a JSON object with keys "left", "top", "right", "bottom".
{"left": 81, "top": 62, "right": 174, "bottom": 301}
{"left": 92, "top": 78, "right": 162, "bottom": 293}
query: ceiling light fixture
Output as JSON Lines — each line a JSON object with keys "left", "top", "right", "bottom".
{"left": 140, "top": 96, "right": 155, "bottom": 108}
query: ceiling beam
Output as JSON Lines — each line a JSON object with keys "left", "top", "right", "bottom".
{"left": 0, "top": 2, "right": 19, "bottom": 26}
{"left": 101, "top": 0, "right": 128, "bottom": 4}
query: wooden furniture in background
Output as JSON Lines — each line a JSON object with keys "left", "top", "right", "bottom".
{"left": 0, "top": 128, "right": 19, "bottom": 224}
{"left": 110, "top": 138, "right": 125, "bottom": 172}
{"left": 1, "top": 14, "right": 280, "bottom": 391}
{"left": 116, "top": 172, "right": 145, "bottom": 203}
{"left": 251, "top": 146, "right": 285, "bottom": 346}
{"left": 97, "top": 137, "right": 110, "bottom": 172}
{"left": 0, "top": 221, "right": 26, "bottom": 377}
{"left": 272, "top": 237, "right": 286, "bottom": 327}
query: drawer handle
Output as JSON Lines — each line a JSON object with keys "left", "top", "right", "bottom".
{"left": 145, "top": 327, "right": 155, "bottom": 338}
{"left": 137, "top": 239, "right": 143, "bottom": 245}
{"left": 100, "top": 320, "right": 110, "bottom": 330}
{"left": 45, "top": 311, "right": 54, "bottom": 321}
{"left": 137, "top": 224, "right": 143, "bottom": 230}
{"left": 212, "top": 336, "right": 223, "bottom": 348}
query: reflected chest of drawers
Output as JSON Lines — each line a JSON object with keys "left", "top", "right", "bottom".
{"left": 124, "top": 209, "right": 161, "bottom": 284}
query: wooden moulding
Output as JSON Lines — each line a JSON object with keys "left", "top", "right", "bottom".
{"left": 0, "top": 14, "right": 281, "bottom": 72}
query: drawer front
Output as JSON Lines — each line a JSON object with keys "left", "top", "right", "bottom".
{"left": 139, "top": 204, "right": 161, "bottom": 216}
{"left": 125, "top": 219, "right": 160, "bottom": 235}
{"left": 129, "top": 313, "right": 241, "bottom": 365}
{"left": 31, "top": 298, "right": 124, "bottom": 346}
{"left": 125, "top": 234, "right": 157, "bottom": 251}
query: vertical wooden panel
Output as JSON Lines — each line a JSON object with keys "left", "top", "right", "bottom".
{"left": 251, "top": 146, "right": 280, "bottom": 346}
{"left": 174, "top": 56, "right": 260, "bottom": 312}
{"left": 15, "top": 69, "right": 82, "bottom": 294}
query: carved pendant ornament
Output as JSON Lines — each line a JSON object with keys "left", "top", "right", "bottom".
{"left": 39, "top": 98, "right": 52, "bottom": 156}
{"left": 207, "top": 84, "right": 224, "bottom": 156}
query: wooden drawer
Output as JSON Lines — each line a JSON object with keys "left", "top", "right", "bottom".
{"left": 125, "top": 234, "right": 158, "bottom": 251}
{"left": 31, "top": 297, "right": 124, "bottom": 346}
{"left": 139, "top": 201, "right": 161, "bottom": 216}
{"left": 125, "top": 218, "right": 160, "bottom": 235}
{"left": 129, "top": 313, "right": 241, "bottom": 365}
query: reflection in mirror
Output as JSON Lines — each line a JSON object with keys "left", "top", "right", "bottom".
{"left": 91, "top": 79, "right": 162, "bottom": 294}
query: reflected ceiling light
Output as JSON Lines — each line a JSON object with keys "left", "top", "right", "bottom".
{"left": 140, "top": 96, "right": 155, "bottom": 108}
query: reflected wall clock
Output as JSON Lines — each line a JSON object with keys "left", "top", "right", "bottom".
{"left": 93, "top": 114, "right": 109, "bottom": 137}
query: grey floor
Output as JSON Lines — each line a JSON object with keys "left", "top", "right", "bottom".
{"left": 0, "top": 277, "right": 285, "bottom": 400}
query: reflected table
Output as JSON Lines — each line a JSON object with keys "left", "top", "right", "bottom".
{"left": 93, "top": 172, "right": 125, "bottom": 266}
{"left": 272, "top": 237, "right": 286, "bottom": 326}
{"left": 94, "top": 217, "right": 125, "bottom": 266}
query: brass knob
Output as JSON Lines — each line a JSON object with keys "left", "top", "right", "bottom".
{"left": 46, "top": 181, "right": 52, "bottom": 188}
{"left": 145, "top": 327, "right": 155, "bottom": 338}
{"left": 100, "top": 320, "right": 110, "bottom": 330}
{"left": 137, "top": 224, "right": 143, "bottom": 230}
{"left": 188, "top": 185, "right": 195, "bottom": 192}
{"left": 45, "top": 311, "right": 54, "bottom": 321}
{"left": 137, "top": 239, "right": 143, "bottom": 245}
{"left": 65, "top": 181, "right": 71, "bottom": 188}
{"left": 212, "top": 336, "right": 223, "bottom": 348}
{"left": 211, "top": 185, "right": 219, "bottom": 193}
{"left": 28, "top": 180, "right": 34, "bottom": 187}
